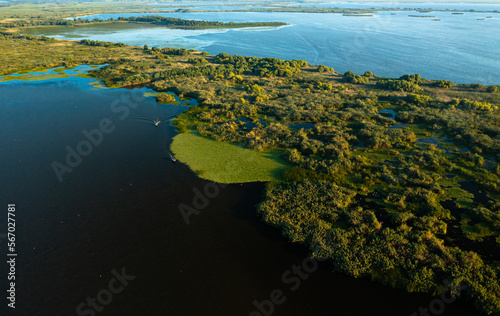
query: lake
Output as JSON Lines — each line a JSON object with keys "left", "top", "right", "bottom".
{"left": 0, "top": 67, "right": 478, "bottom": 315}
{"left": 26, "top": 10, "right": 500, "bottom": 85}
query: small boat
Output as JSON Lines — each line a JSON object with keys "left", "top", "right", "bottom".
{"left": 170, "top": 156, "right": 176, "bottom": 162}
{"left": 154, "top": 119, "right": 160, "bottom": 127}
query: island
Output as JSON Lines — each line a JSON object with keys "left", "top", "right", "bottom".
{"left": 0, "top": 15, "right": 287, "bottom": 31}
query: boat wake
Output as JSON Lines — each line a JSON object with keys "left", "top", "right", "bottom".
{"left": 127, "top": 108, "right": 186, "bottom": 126}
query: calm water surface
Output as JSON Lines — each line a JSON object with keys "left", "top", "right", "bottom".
{"left": 28, "top": 11, "right": 500, "bottom": 84}
{"left": 0, "top": 69, "right": 478, "bottom": 315}
{"left": 292, "top": 1, "right": 500, "bottom": 11}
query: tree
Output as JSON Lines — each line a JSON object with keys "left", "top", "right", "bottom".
{"left": 318, "top": 65, "right": 333, "bottom": 72}
{"left": 400, "top": 74, "right": 422, "bottom": 84}
{"left": 434, "top": 80, "right": 454, "bottom": 89}
{"left": 344, "top": 71, "right": 368, "bottom": 84}
{"left": 487, "top": 86, "right": 499, "bottom": 93}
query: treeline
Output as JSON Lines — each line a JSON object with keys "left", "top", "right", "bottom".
{"left": 117, "top": 15, "right": 287, "bottom": 29}
{"left": 145, "top": 45, "right": 191, "bottom": 56}
{"left": 80, "top": 39, "right": 125, "bottom": 48}
{"left": 102, "top": 52, "right": 311, "bottom": 87}
{"left": 238, "top": 7, "right": 376, "bottom": 14}
{"left": 0, "top": 16, "right": 286, "bottom": 30}
{"left": 216, "top": 53, "right": 308, "bottom": 77}
{"left": 376, "top": 74, "right": 423, "bottom": 92}
{"left": 0, "top": 18, "right": 77, "bottom": 28}
{"left": 344, "top": 70, "right": 372, "bottom": 84}
{"left": 397, "top": 100, "right": 500, "bottom": 157}
{"left": 0, "top": 33, "right": 55, "bottom": 42}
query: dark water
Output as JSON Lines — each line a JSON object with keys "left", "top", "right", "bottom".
{"left": 0, "top": 72, "right": 478, "bottom": 315}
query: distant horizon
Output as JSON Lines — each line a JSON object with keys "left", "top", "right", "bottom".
{"left": 6, "top": 0, "right": 500, "bottom": 3}
{"left": 284, "top": 0, "right": 500, "bottom": 3}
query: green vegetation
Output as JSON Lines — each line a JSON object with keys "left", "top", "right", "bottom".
{"left": 234, "top": 6, "right": 500, "bottom": 15}
{"left": 156, "top": 92, "right": 178, "bottom": 105}
{"left": 434, "top": 79, "right": 454, "bottom": 89}
{"left": 80, "top": 39, "right": 126, "bottom": 48}
{"left": 170, "top": 132, "right": 289, "bottom": 183}
{"left": 143, "top": 92, "right": 180, "bottom": 105}
{"left": 0, "top": 1, "right": 148, "bottom": 20}
{"left": 376, "top": 74, "right": 423, "bottom": 92}
{"left": 118, "top": 15, "right": 287, "bottom": 29}
{"left": 488, "top": 86, "right": 499, "bottom": 93}
{"left": 344, "top": 70, "right": 370, "bottom": 84}
{"left": 1, "top": 32, "right": 500, "bottom": 315}
{"left": 0, "top": 15, "right": 286, "bottom": 33}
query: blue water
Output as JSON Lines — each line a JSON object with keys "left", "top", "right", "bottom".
{"left": 292, "top": 2, "right": 500, "bottom": 11}
{"left": 29, "top": 11, "right": 500, "bottom": 84}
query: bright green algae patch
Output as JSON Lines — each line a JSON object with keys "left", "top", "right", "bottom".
{"left": 171, "top": 132, "right": 289, "bottom": 183}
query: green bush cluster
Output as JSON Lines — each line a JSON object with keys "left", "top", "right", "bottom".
{"left": 317, "top": 65, "right": 334, "bottom": 72}
{"left": 344, "top": 71, "right": 369, "bottom": 84}
{"left": 434, "top": 79, "right": 454, "bottom": 89}
{"left": 407, "top": 93, "right": 432, "bottom": 106}
{"left": 258, "top": 181, "right": 500, "bottom": 314}
{"left": 119, "top": 15, "right": 287, "bottom": 29}
{"left": 487, "top": 86, "right": 499, "bottom": 93}
{"left": 188, "top": 57, "right": 208, "bottom": 66}
{"left": 8, "top": 35, "right": 499, "bottom": 314}
{"left": 217, "top": 53, "right": 308, "bottom": 78}
{"left": 376, "top": 78, "right": 422, "bottom": 92}
{"left": 80, "top": 39, "right": 125, "bottom": 48}
{"left": 452, "top": 98, "right": 498, "bottom": 111}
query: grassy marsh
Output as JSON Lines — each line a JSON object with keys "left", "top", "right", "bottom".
{"left": 171, "top": 132, "right": 289, "bottom": 183}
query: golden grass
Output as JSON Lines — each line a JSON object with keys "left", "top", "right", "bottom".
{"left": 0, "top": 37, "right": 148, "bottom": 75}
